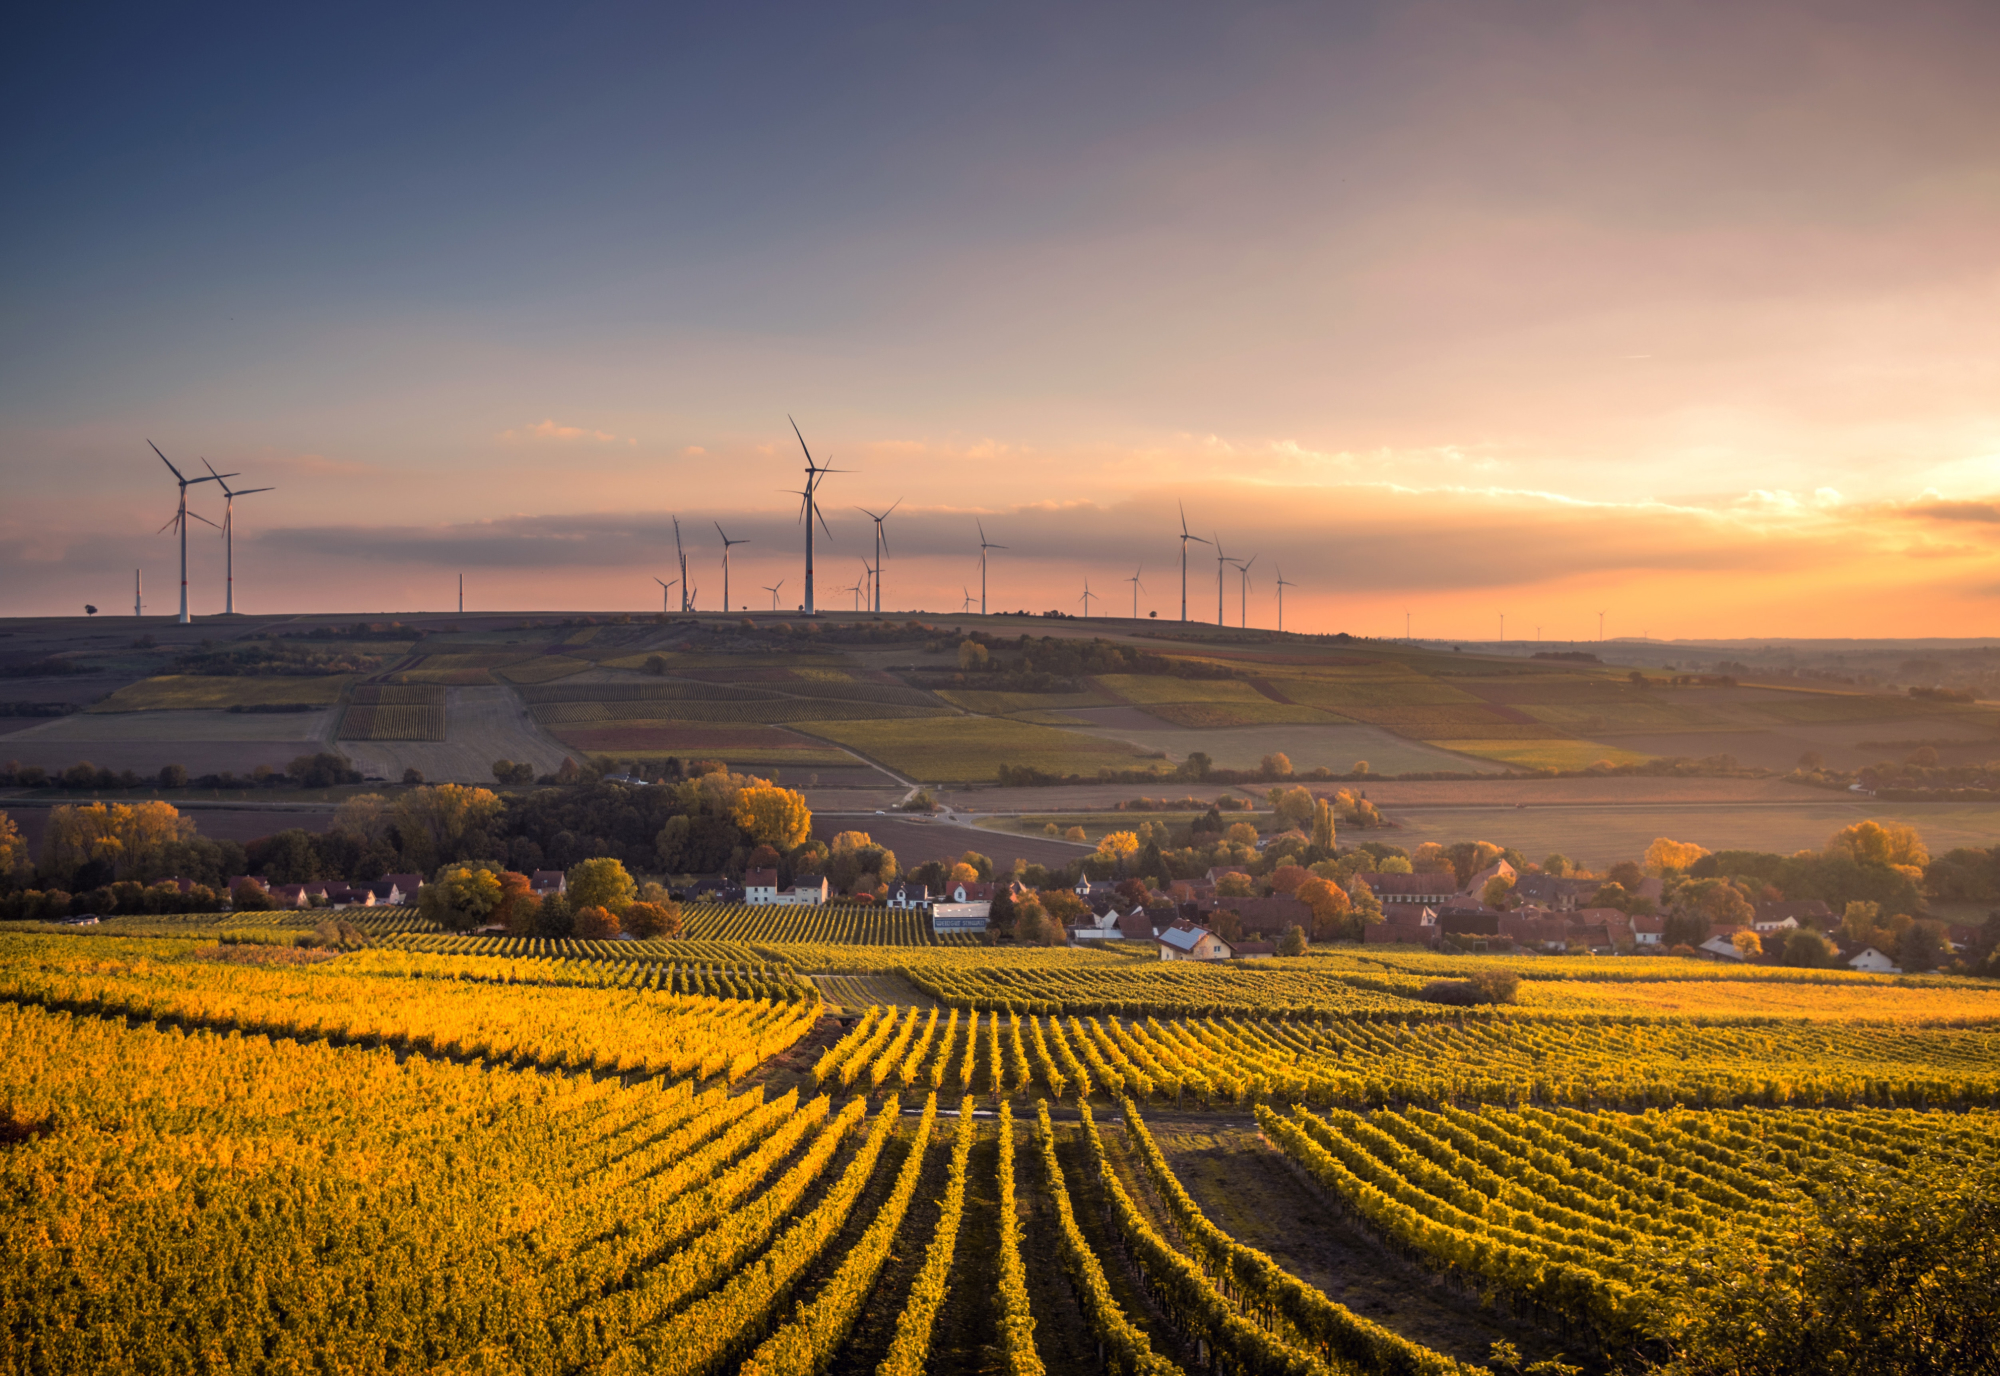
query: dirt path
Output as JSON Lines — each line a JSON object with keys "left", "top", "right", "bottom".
{"left": 1153, "top": 1126, "right": 1588, "bottom": 1371}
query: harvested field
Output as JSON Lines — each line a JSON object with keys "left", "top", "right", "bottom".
{"left": 335, "top": 686, "right": 570, "bottom": 783}
{"left": 934, "top": 688, "right": 1113, "bottom": 714}
{"left": 1048, "top": 719, "right": 1476, "bottom": 774}
{"left": 2, "top": 709, "right": 332, "bottom": 744}
{"left": 1270, "top": 674, "right": 1484, "bottom": 708}
{"left": 1381, "top": 799, "right": 2000, "bottom": 868}
{"left": 793, "top": 715, "right": 1158, "bottom": 783}
{"left": 87, "top": 675, "right": 349, "bottom": 712}
{"left": 1428, "top": 738, "right": 1655, "bottom": 769}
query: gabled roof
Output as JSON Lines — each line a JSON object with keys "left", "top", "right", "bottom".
{"left": 743, "top": 868, "right": 779, "bottom": 888}
{"left": 1156, "top": 924, "right": 1227, "bottom": 955}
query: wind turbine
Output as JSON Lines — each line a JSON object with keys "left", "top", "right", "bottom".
{"left": 856, "top": 499, "right": 900, "bottom": 613}
{"left": 843, "top": 572, "right": 866, "bottom": 612}
{"left": 134, "top": 570, "right": 144, "bottom": 618}
{"left": 1274, "top": 568, "right": 1295, "bottom": 633}
{"left": 202, "top": 460, "right": 272, "bottom": 616}
{"left": 977, "top": 520, "right": 1006, "bottom": 615}
{"left": 1125, "top": 565, "right": 1146, "bottom": 619}
{"left": 861, "top": 556, "right": 879, "bottom": 612}
{"left": 961, "top": 587, "right": 974, "bottom": 614}
{"left": 1177, "top": 502, "right": 1209, "bottom": 623}
{"left": 672, "top": 516, "right": 692, "bottom": 612}
{"left": 149, "top": 442, "right": 230, "bottom": 625}
{"left": 1079, "top": 578, "right": 1097, "bottom": 618}
{"left": 1598, "top": 610, "right": 1607, "bottom": 641}
{"left": 788, "top": 417, "right": 845, "bottom": 616}
{"left": 1213, "top": 534, "right": 1231, "bottom": 626}
{"left": 763, "top": 578, "right": 786, "bottom": 612}
{"left": 654, "top": 576, "right": 678, "bottom": 614}
{"left": 714, "top": 522, "right": 749, "bottom": 615}
{"left": 1232, "top": 555, "right": 1257, "bottom": 628}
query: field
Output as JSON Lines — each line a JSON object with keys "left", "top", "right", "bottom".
{"left": 337, "top": 682, "right": 447, "bottom": 741}
{"left": 795, "top": 714, "right": 1161, "bottom": 783}
{"left": 84, "top": 674, "right": 350, "bottom": 711}
{"left": 1426, "top": 739, "right": 1656, "bottom": 770}
{"left": 1046, "top": 718, "right": 1478, "bottom": 774}
{"left": 2, "top": 927, "right": 1996, "bottom": 1375}
{"left": 333, "top": 685, "right": 573, "bottom": 783}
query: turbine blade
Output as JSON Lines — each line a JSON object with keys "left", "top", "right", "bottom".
{"left": 188, "top": 509, "right": 221, "bottom": 529}
{"left": 149, "top": 440, "right": 185, "bottom": 481}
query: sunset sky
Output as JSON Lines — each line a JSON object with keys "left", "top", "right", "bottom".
{"left": 5, "top": 1, "right": 1999, "bottom": 638}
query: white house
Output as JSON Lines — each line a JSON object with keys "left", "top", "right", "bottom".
{"left": 1698, "top": 933, "right": 1751, "bottom": 961}
{"left": 1751, "top": 914, "right": 1800, "bottom": 935}
{"left": 885, "top": 882, "right": 930, "bottom": 911}
{"left": 1847, "top": 946, "right": 1901, "bottom": 974}
{"left": 780, "top": 876, "right": 829, "bottom": 906}
{"left": 932, "top": 880, "right": 993, "bottom": 932}
{"left": 1630, "top": 915, "right": 1664, "bottom": 947}
{"left": 1156, "top": 921, "right": 1235, "bottom": 962}
{"left": 1071, "top": 906, "right": 1130, "bottom": 941}
{"left": 743, "top": 868, "right": 780, "bottom": 904}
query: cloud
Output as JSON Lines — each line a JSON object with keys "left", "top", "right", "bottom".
{"left": 498, "top": 419, "right": 634, "bottom": 445}
{"left": 1904, "top": 498, "right": 2000, "bottom": 524}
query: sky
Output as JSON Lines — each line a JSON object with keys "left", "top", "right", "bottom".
{"left": 4, "top": 0, "right": 1999, "bottom": 639}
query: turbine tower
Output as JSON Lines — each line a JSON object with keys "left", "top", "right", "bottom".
{"left": 844, "top": 573, "right": 865, "bottom": 612}
{"left": 134, "top": 569, "right": 143, "bottom": 618}
{"left": 763, "top": 578, "right": 786, "bottom": 612}
{"left": 857, "top": 499, "right": 900, "bottom": 613}
{"left": 148, "top": 441, "right": 229, "bottom": 625}
{"left": 203, "top": 460, "right": 272, "bottom": 616}
{"left": 1213, "top": 534, "right": 1230, "bottom": 626}
{"left": 714, "top": 522, "right": 749, "bottom": 614}
{"left": 977, "top": 520, "right": 1006, "bottom": 616}
{"left": 672, "top": 517, "right": 691, "bottom": 612}
{"left": 654, "top": 576, "right": 678, "bottom": 614}
{"left": 1177, "top": 503, "right": 1208, "bottom": 622}
{"left": 1233, "top": 555, "right": 1257, "bottom": 628}
{"left": 1079, "top": 578, "right": 1097, "bottom": 618}
{"left": 788, "top": 417, "right": 844, "bottom": 616}
{"left": 1125, "top": 565, "right": 1145, "bottom": 619}
{"left": 1275, "top": 568, "right": 1295, "bottom": 633}
{"left": 961, "top": 587, "right": 974, "bottom": 613}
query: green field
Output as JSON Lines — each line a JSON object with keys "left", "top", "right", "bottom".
{"left": 1092, "top": 674, "right": 1277, "bottom": 706}
{"left": 1427, "top": 738, "right": 1654, "bottom": 769}
{"left": 794, "top": 714, "right": 1159, "bottom": 782}
{"left": 87, "top": 674, "right": 351, "bottom": 712}
{"left": 933, "top": 687, "right": 1114, "bottom": 714}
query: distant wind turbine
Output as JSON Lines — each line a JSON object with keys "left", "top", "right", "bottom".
{"left": 714, "top": 522, "right": 749, "bottom": 616}
{"left": 149, "top": 441, "right": 230, "bottom": 625}
{"left": 1213, "top": 533, "right": 1231, "bottom": 626}
{"left": 961, "top": 587, "right": 975, "bottom": 614}
{"left": 1125, "top": 565, "right": 1145, "bottom": 619}
{"left": 134, "top": 569, "right": 143, "bottom": 618}
{"left": 1233, "top": 554, "right": 1257, "bottom": 628}
{"left": 1178, "top": 503, "right": 1209, "bottom": 623}
{"left": 788, "top": 417, "right": 845, "bottom": 616}
{"left": 1079, "top": 578, "right": 1097, "bottom": 618}
{"left": 763, "top": 578, "right": 786, "bottom": 612}
{"left": 977, "top": 520, "right": 1006, "bottom": 615}
{"left": 202, "top": 460, "right": 273, "bottom": 616}
{"left": 856, "top": 499, "right": 900, "bottom": 613}
{"left": 672, "top": 517, "right": 691, "bottom": 612}
{"left": 654, "top": 576, "right": 678, "bottom": 614}
{"left": 1275, "top": 568, "right": 1295, "bottom": 633}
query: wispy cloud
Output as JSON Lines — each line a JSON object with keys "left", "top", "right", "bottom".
{"left": 1904, "top": 498, "right": 2000, "bottom": 524}
{"left": 498, "top": 419, "right": 637, "bottom": 445}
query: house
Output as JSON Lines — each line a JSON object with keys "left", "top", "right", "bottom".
{"left": 679, "top": 874, "right": 740, "bottom": 903}
{"left": 1698, "top": 933, "right": 1752, "bottom": 961}
{"left": 1847, "top": 945, "right": 1901, "bottom": 974}
{"left": 743, "top": 868, "right": 781, "bottom": 904}
{"left": 1439, "top": 909, "right": 1503, "bottom": 937}
{"left": 1198, "top": 894, "right": 1310, "bottom": 936}
{"left": 1156, "top": 920, "right": 1235, "bottom": 962}
{"left": 1117, "top": 909, "right": 1156, "bottom": 941}
{"left": 1366, "top": 872, "right": 1459, "bottom": 907}
{"left": 780, "top": 876, "right": 829, "bottom": 906}
{"left": 530, "top": 870, "right": 567, "bottom": 895}
{"left": 1460, "top": 859, "right": 1518, "bottom": 898}
{"left": 1751, "top": 913, "right": 1801, "bottom": 936}
{"left": 268, "top": 884, "right": 312, "bottom": 909}
{"left": 1629, "top": 914, "right": 1665, "bottom": 947}
{"left": 1510, "top": 873, "right": 1596, "bottom": 911}
{"left": 377, "top": 874, "right": 423, "bottom": 905}
{"left": 932, "top": 880, "right": 993, "bottom": 932}
{"left": 1498, "top": 913, "right": 1570, "bottom": 950}
{"left": 1231, "top": 939, "right": 1277, "bottom": 958}
{"left": 1754, "top": 899, "right": 1832, "bottom": 929}
{"left": 1071, "top": 907, "right": 1126, "bottom": 940}
{"left": 885, "top": 882, "right": 931, "bottom": 911}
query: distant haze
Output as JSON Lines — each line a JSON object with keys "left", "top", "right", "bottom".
{"left": 4, "top": 1, "right": 1998, "bottom": 636}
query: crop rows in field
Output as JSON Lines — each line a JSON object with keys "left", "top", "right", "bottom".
{"left": 679, "top": 903, "right": 951, "bottom": 947}
{"left": 339, "top": 682, "right": 447, "bottom": 740}
{"left": 1259, "top": 1097, "right": 2000, "bottom": 1344}
{"left": 904, "top": 961, "right": 1421, "bottom": 1018}
{"left": 222, "top": 906, "right": 440, "bottom": 934}
{"left": 0, "top": 936, "right": 816, "bottom": 1081}
{"left": 807, "top": 1003, "right": 2000, "bottom": 1111}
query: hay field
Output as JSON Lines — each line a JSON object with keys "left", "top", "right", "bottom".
{"left": 1429, "top": 738, "right": 1655, "bottom": 769}
{"left": 87, "top": 675, "right": 349, "bottom": 712}
{"left": 794, "top": 714, "right": 1157, "bottom": 782}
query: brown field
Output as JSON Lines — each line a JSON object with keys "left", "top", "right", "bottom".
{"left": 1043, "top": 719, "right": 1478, "bottom": 775}
{"left": 87, "top": 675, "right": 350, "bottom": 712}
{"left": 1143, "top": 701, "right": 1335, "bottom": 728}
{"left": 335, "top": 686, "right": 572, "bottom": 782}
{"left": 549, "top": 722, "right": 842, "bottom": 754}
{"left": 0, "top": 706, "right": 336, "bottom": 778}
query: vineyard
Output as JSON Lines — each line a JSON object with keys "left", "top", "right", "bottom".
{"left": 2, "top": 927, "right": 1996, "bottom": 1375}
{"left": 336, "top": 682, "right": 447, "bottom": 741}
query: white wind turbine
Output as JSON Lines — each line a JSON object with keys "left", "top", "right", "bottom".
{"left": 1274, "top": 567, "right": 1295, "bottom": 633}
{"left": 714, "top": 522, "right": 749, "bottom": 614}
{"left": 977, "top": 520, "right": 1005, "bottom": 616}
{"left": 654, "top": 576, "right": 679, "bottom": 614}
{"left": 149, "top": 441, "right": 231, "bottom": 625}
{"left": 763, "top": 578, "right": 786, "bottom": 612}
{"left": 203, "top": 459, "right": 273, "bottom": 616}
{"left": 856, "top": 499, "right": 900, "bottom": 613}
{"left": 1079, "top": 577, "right": 1097, "bottom": 618}
{"left": 1125, "top": 565, "right": 1146, "bottom": 619}
{"left": 1233, "top": 554, "right": 1257, "bottom": 628}
{"left": 1178, "top": 503, "right": 1208, "bottom": 623}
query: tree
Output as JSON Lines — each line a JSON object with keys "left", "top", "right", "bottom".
{"left": 230, "top": 877, "right": 276, "bottom": 911}
{"left": 1064, "top": 825, "right": 1086, "bottom": 842}
{"left": 1260, "top": 752, "right": 1293, "bottom": 779}
{"left": 1311, "top": 797, "right": 1336, "bottom": 850}
{"left": 157, "top": 764, "right": 188, "bottom": 789}
{"left": 1296, "top": 876, "right": 1352, "bottom": 940}
{"left": 622, "top": 899, "right": 681, "bottom": 938}
{"left": 1273, "top": 786, "right": 1316, "bottom": 829}
{"left": 494, "top": 871, "right": 538, "bottom": 933}
{"left": 1210, "top": 908, "right": 1245, "bottom": 940}
{"left": 1412, "top": 842, "right": 1451, "bottom": 874}
{"left": 0, "top": 814, "right": 24, "bottom": 877}
{"left": 1268, "top": 864, "right": 1308, "bottom": 895}
{"left": 1645, "top": 837, "right": 1711, "bottom": 874}
{"left": 572, "top": 904, "right": 622, "bottom": 939}
{"left": 958, "top": 640, "right": 989, "bottom": 670}
{"left": 1781, "top": 928, "right": 1833, "bottom": 967}
{"left": 1901, "top": 921, "right": 1942, "bottom": 973}
{"left": 1541, "top": 852, "right": 1575, "bottom": 877}
{"left": 1217, "top": 872, "right": 1256, "bottom": 898}
{"left": 731, "top": 784, "right": 811, "bottom": 849}
{"left": 1040, "top": 889, "right": 1088, "bottom": 925}
{"left": 1481, "top": 875, "right": 1516, "bottom": 909}
{"left": 1096, "top": 830, "right": 1141, "bottom": 861}
{"left": 566, "top": 857, "right": 636, "bottom": 914}
{"left": 40, "top": 801, "right": 194, "bottom": 885}
{"left": 1012, "top": 896, "right": 1052, "bottom": 944}
{"left": 1827, "top": 819, "right": 1929, "bottom": 870}
{"left": 948, "top": 861, "right": 979, "bottom": 886}
{"left": 1606, "top": 859, "right": 1645, "bottom": 890}
{"left": 420, "top": 864, "right": 504, "bottom": 932}
{"left": 1277, "top": 924, "right": 1307, "bottom": 957}
{"left": 391, "top": 784, "right": 503, "bottom": 873}
{"left": 1377, "top": 855, "right": 1413, "bottom": 874}
{"left": 1731, "top": 929, "right": 1763, "bottom": 958}
{"left": 491, "top": 759, "right": 535, "bottom": 786}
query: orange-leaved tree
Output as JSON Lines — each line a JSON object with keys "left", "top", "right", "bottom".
{"left": 731, "top": 784, "right": 812, "bottom": 850}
